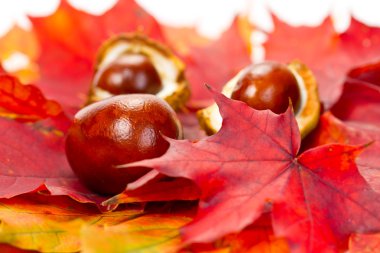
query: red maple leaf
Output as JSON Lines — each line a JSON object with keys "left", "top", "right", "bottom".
{"left": 349, "top": 61, "right": 380, "bottom": 87}
{"left": 0, "top": 74, "right": 112, "bottom": 208}
{"left": 331, "top": 79, "right": 380, "bottom": 127}
{"left": 178, "top": 111, "right": 207, "bottom": 140}
{"left": 123, "top": 89, "right": 380, "bottom": 252}
{"left": 165, "top": 18, "right": 252, "bottom": 107}
{"left": 304, "top": 62, "right": 380, "bottom": 193}
{"left": 264, "top": 17, "right": 380, "bottom": 108}
{"left": 304, "top": 112, "right": 380, "bottom": 195}
{"left": 331, "top": 63, "right": 380, "bottom": 127}
{"left": 304, "top": 74, "right": 380, "bottom": 195}
{"left": 0, "top": 115, "right": 113, "bottom": 206}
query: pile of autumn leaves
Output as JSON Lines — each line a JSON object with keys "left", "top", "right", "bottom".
{"left": 0, "top": 0, "right": 379, "bottom": 252}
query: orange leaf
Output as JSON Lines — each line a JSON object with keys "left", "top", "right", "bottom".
{"left": 0, "top": 26, "right": 40, "bottom": 84}
{"left": 0, "top": 26, "right": 39, "bottom": 60}
{"left": 349, "top": 233, "right": 380, "bottom": 253}
{"left": 0, "top": 75, "right": 61, "bottom": 120}
{"left": 162, "top": 26, "right": 211, "bottom": 55}
{"left": 219, "top": 214, "right": 289, "bottom": 253}
{"left": 183, "top": 213, "right": 290, "bottom": 253}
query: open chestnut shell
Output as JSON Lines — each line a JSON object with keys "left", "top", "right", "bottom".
{"left": 198, "top": 61, "right": 321, "bottom": 138}
{"left": 88, "top": 34, "right": 190, "bottom": 111}
{"left": 65, "top": 94, "right": 183, "bottom": 195}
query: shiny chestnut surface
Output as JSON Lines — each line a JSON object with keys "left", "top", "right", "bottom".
{"left": 96, "top": 53, "right": 162, "bottom": 95}
{"left": 231, "top": 62, "right": 301, "bottom": 114}
{"left": 65, "top": 94, "right": 181, "bottom": 195}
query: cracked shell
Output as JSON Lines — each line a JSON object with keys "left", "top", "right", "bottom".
{"left": 197, "top": 61, "right": 321, "bottom": 138}
{"left": 88, "top": 34, "right": 190, "bottom": 111}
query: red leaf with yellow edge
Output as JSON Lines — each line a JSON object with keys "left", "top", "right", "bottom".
{"left": 0, "top": 193, "right": 145, "bottom": 252}
{"left": 30, "top": 0, "right": 164, "bottom": 111}
{"left": 1, "top": 196, "right": 289, "bottom": 253}
{"left": 349, "top": 233, "right": 380, "bottom": 253}
{"left": 166, "top": 18, "right": 252, "bottom": 107}
{"left": 0, "top": 75, "right": 61, "bottom": 121}
{"left": 123, "top": 89, "right": 380, "bottom": 252}
{"left": 265, "top": 17, "right": 380, "bottom": 108}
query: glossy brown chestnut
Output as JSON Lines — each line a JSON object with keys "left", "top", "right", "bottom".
{"left": 96, "top": 53, "right": 162, "bottom": 95}
{"left": 65, "top": 94, "right": 182, "bottom": 195}
{"left": 231, "top": 62, "right": 301, "bottom": 114}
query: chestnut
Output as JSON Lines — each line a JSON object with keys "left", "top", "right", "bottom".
{"left": 65, "top": 94, "right": 182, "bottom": 195}
{"left": 95, "top": 53, "right": 163, "bottom": 95}
{"left": 231, "top": 62, "right": 301, "bottom": 114}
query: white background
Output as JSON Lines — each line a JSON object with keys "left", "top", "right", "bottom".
{"left": 1, "top": 0, "right": 380, "bottom": 70}
{"left": 1, "top": 0, "right": 380, "bottom": 37}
